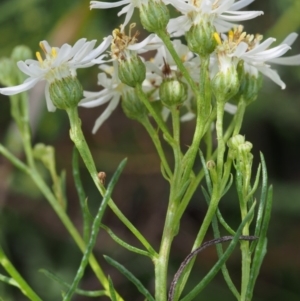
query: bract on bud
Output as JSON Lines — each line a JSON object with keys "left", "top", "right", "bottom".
{"left": 118, "top": 55, "right": 146, "bottom": 87}
{"left": 49, "top": 77, "right": 83, "bottom": 110}
{"left": 139, "top": 0, "right": 170, "bottom": 32}
{"left": 185, "top": 20, "right": 217, "bottom": 56}
{"left": 228, "top": 134, "right": 245, "bottom": 149}
{"left": 121, "top": 88, "right": 147, "bottom": 121}
{"left": 212, "top": 65, "right": 239, "bottom": 102}
{"left": 234, "top": 61, "right": 263, "bottom": 104}
{"left": 159, "top": 79, "right": 187, "bottom": 108}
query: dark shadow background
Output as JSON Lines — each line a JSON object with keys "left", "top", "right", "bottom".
{"left": 0, "top": 0, "right": 300, "bottom": 300}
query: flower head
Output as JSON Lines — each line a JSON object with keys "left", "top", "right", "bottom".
{"left": 0, "top": 37, "right": 112, "bottom": 111}
{"left": 167, "top": 0, "right": 263, "bottom": 37}
{"left": 214, "top": 26, "right": 297, "bottom": 89}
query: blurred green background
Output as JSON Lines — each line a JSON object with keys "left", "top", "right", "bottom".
{"left": 0, "top": 0, "right": 300, "bottom": 300}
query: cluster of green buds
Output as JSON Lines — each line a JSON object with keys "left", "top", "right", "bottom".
{"left": 228, "top": 134, "right": 253, "bottom": 177}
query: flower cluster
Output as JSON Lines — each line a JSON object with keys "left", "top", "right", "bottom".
{"left": 1, "top": 0, "right": 300, "bottom": 132}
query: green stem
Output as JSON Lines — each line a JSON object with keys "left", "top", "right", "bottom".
{"left": 72, "top": 148, "right": 91, "bottom": 243}
{"left": 155, "top": 195, "right": 179, "bottom": 301}
{"left": 154, "top": 108, "right": 183, "bottom": 301}
{"left": 135, "top": 84, "right": 174, "bottom": 144}
{"left": 0, "top": 246, "right": 42, "bottom": 301}
{"left": 180, "top": 55, "right": 211, "bottom": 184}
{"left": 233, "top": 97, "right": 247, "bottom": 136}
{"left": 0, "top": 144, "right": 110, "bottom": 296}
{"left": 156, "top": 30, "right": 199, "bottom": 97}
{"left": 141, "top": 118, "right": 172, "bottom": 179}
{"left": 216, "top": 100, "right": 226, "bottom": 180}
{"left": 63, "top": 159, "right": 127, "bottom": 301}
{"left": 65, "top": 107, "right": 156, "bottom": 256}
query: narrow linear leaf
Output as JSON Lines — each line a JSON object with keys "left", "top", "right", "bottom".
{"left": 199, "top": 151, "right": 212, "bottom": 194}
{"left": 63, "top": 158, "right": 127, "bottom": 301}
{"left": 202, "top": 190, "right": 240, "bottom": 300}
{"left": 254, "top": 152, "right": 268, "bottom": 238}
{"left": 108, "top": 277, "right": 118, "bottom": 301}
{"left": 221, "top": 174, "right": 233, "bottom": 197}
{"left": 179, "top": 203, "right": 257, "bottom": 301}
{"left": 39, "top": 269, "right": 107, "bottom": 297}
{"left": 246, "top": 186, "right": 273, "bottom": 300}
{"left": 104, "top": 255, "right": 155, "bottom": 301}
{"left": 202, "top": 187, "right": 235, "bottom": 235}
{"left": 100, "top": 224, "right": 151, "bottom": 257}
{"left": 72, "top": 147, "right": 90, "bottom": 242}
{"left": 175, "top": 179, "right": 191, "bottom": 203}
{"left": 0, "top": 273, "right": 19, "bottom": 288}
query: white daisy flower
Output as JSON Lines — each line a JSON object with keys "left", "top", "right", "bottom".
{"left": 167, "top": 0, "right": 263, "bottom": 37}
{"left": 214, "top": 27, "right": 297, "bottom": 89}
{"left": 0, "top": 37, "right": 112, "bottom": 111}
{"left": 80, "top": 26, "right": 162, "bottom": 133}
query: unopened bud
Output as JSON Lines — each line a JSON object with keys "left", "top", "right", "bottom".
{"left": 49, "top": 76, "right": 83, "bottom": 110}
{"left": 139, "top": 0, "right": 170, "bottom": 32}
{"left": 186, "top": 20, "right": 217, "bottom": 56}
{"left": 121, "top": 88, "right": 147, "bottom": 121}
{"left": 212, "top": 65, "right": 239, "bottom": 102}
{"left": 159, "top": 79, "right": 187, "bottom": 108}
{"left": 118, "top": 55, "right": 146, "bottom": 87}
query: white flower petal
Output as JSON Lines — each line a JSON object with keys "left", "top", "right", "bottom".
{"left": 45, "top": 82, "right": 57, "bottom": 112}
{"left": 0, "top": 77, "right": 40, "bottom": 95}
{"left": 230, "top": 0, "right": 255, "bottom": 11}
{"left": 224, "top": 102, "right": 237, "bottom": 115}
{"left": 180, "top": 112, "right": 195, "bottom": 122}
{"left": 280, "top": 32, "right": 298, "bottom": 46}
{"left": 92, "top": 96, "right": 120, "bottom": 133}
{"left": 220, "top": 10, "right": 263, "bottom": 22}
{"left": 90, "top": 0, "right": 129, "bottom": 9}
{"left": 256, "top": 65, "right": 286, "bottom": 89}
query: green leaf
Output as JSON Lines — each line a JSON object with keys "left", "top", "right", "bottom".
{"left": 63, "top": 158, "right": 127, "bottom": 301}
{"left": 108, "top": 277, "right": 118, "bottom": 301}
{"left": 0, "top": 273, "right": 19, "bottom": 288}
{"left": 246, "top": 185, "right": 273, "bottom": 300}
{"left": 180, "top": 202, "right": 257, "bottom": 301}
{"left": 199, "top": 151, "right": 212, "bottom": 194}
{"left": 72, "top": 147, "right": 91, "bottom": 243}
{"left": 100, "top": 224, "right": 152, "bottom": 257}
{"left": 104, "top": 255, "right": 156, "bottom": 301}
{"left": 39, "top": 269, "right": 107, "bottom": 297}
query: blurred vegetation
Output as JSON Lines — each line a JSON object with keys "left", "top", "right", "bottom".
{"left": 0, "top": 0, "right": 300, "bottom": 300}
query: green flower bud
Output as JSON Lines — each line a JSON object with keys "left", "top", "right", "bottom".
{"left": 212, "top": 65, "right": 239, "bottom": 102}
{"left": 186, "top": 20, "right": 217, "bottom": 56}
{"left": 118, "top": 55, "right": 146, "bottom": 87}
{"left": 234, "top": 62, "right": 263, "bottom": 104}
{"left": 159, "top": 79, "right": 187, "bottom": 108}
{"left": 228, "top": 134, "right": 245, "bottom": 149}
{"left": 139, "top": 0, "right": 170, "bottom": 32}
{"left": 11, "top": 45, "right": 32, "bottom": 62}
{"left": 121, "top": 88, "right": 147, "bottom": 121}
{"left": 49, "top": 76, "right": 83, "bottom": 110}
{"left": 238, "top": 141, "right": 253, "bottom": 155}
